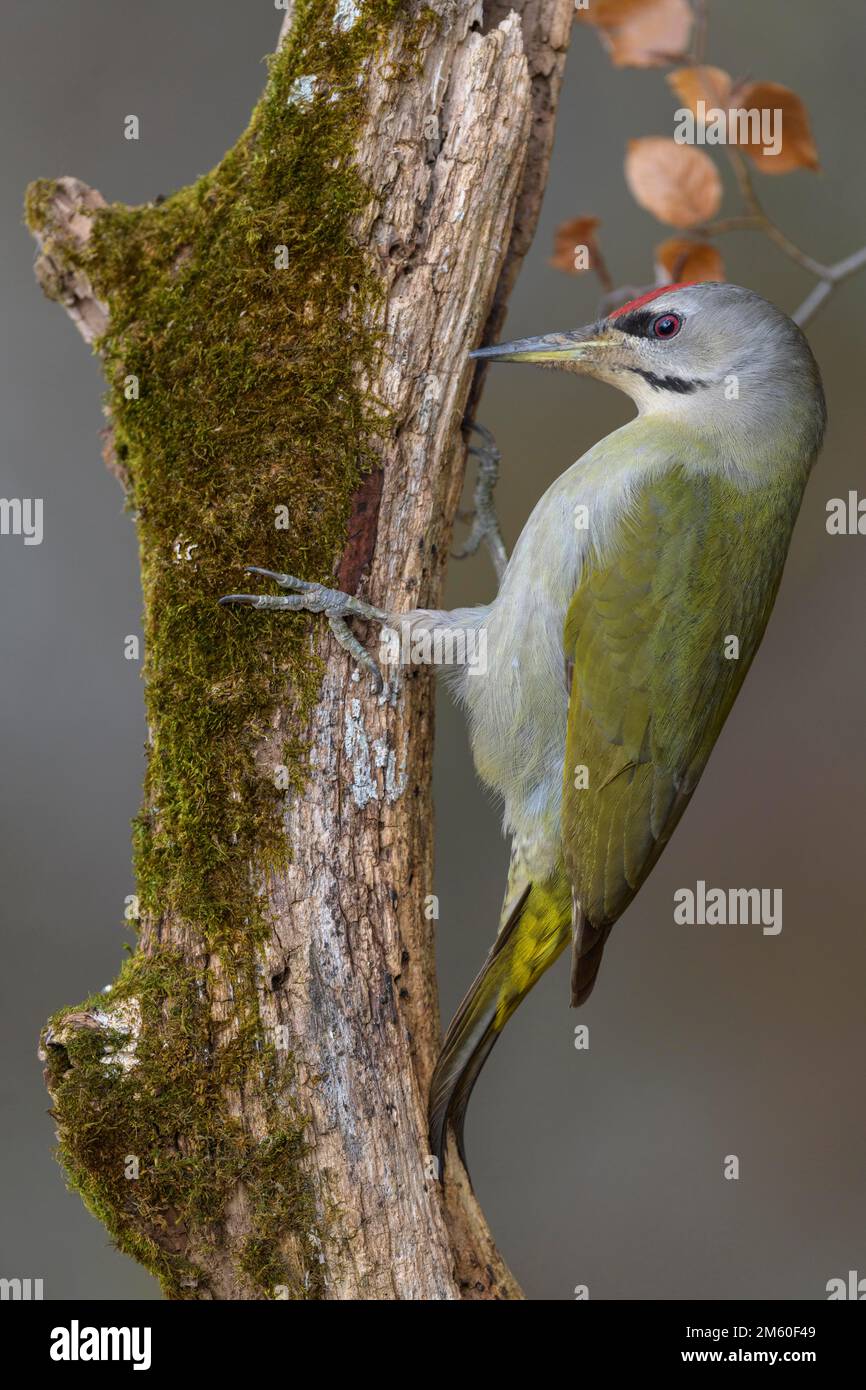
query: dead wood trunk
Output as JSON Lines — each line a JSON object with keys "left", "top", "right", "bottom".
{"left": 29, "top": 0, "right": 573, "bottom": 1300}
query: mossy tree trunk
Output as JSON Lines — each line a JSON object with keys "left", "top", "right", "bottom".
{"left": 29, "top": 0, "right": 572, "bottom": 1300}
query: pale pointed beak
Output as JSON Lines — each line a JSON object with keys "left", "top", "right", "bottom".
{"left": 469, "top": 327, "right": 606, "bottom": 365}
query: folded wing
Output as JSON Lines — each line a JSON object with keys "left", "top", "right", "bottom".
{"left": 563, "top": 466, "right": 798, "bottom": 1001}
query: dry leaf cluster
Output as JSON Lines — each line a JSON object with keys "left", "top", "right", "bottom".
{"left": 561, "top": 0, "right": 822, "bottom": 304}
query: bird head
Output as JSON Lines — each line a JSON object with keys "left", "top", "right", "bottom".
{"left": 471, "top": 281, "right": 825, "bottom": 465}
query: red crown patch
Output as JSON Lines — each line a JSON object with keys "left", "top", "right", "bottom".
{"left": 608, "top": 282, "right": 699, "bottom": 319}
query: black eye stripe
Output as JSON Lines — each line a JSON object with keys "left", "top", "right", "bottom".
{"left": 612, "top": 309, "right": 656, "bottom": 337}
{"left": 613, "top": 308, "right": 684, "bottom": 339}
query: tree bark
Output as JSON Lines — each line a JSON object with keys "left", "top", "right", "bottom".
{"left": 30, "top": 0, "right": 573, "bottom": 1300}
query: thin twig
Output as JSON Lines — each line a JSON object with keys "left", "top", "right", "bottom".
{"left": 791, "top": 280, "right": 833, "bottom": 327}
{"left": 690, "top": 0, "right": 709, "bottom": 65}
{"left": 727, "top": 149, "right": 828, "bottom": 277}
{"left": 792, "top": 244, "right": 866, "bottom": 326}
{"left": 725, "top": 149, "right": 866, "bottom": 325}
{"left": 590, "top": 241, "right": 615, "bottom": 295}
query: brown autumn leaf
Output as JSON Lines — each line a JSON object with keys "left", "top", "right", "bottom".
{"left": 575, "top": 0, "right": 692, "bottom": 69}
{"left": 550, "top": 216, "right": 601, "bottom": 274}
{"left": 625, "top": 137, "right": 722, "bottom": 227}
{"left": 736, "top": 80, "right": 820, "bottom": 174}
{"left": 667, "top": 70, "right": 820, "bottom": 174}
{"left": 667, "top": 65, "right": 732, "bottom": 112}
{"left": 654, "top": 237, "right": 725, "bottom": 282}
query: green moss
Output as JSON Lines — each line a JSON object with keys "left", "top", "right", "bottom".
{"left": 28, "top": 0, "right": 423, "bottom": 955}
{"left": 44, "top": 953, "right": 320, "bottom": 1299}
{"left": 27, "top": 0, "right": 440, "bottom": 1297}
{"left": 25, "top": 178, "right": 60, "bottom": 239}
{"left": 105, "top": 0, "right": 409, "bottom": 951}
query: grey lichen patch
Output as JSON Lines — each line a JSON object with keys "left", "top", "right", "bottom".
{"left": 344, "top": 696, "right": 379, "bottom": 806}
{"left": 343, "top": 697, "right": 409, "bottom": 805}
{"left": 93, "top": 996, "right": 141, "bottom": 1071}
{"left": 373, "top": 736, "right": 409, "bottom": 801}
{"left": 334, "top": 0, "right": 362, "bottom": 32}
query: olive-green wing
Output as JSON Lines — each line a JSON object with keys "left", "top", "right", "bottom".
{"left": 563, "top": 467, "right": 799, "bottom": 1000}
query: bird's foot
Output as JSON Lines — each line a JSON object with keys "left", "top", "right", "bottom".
{"left": 453, "top": 422, "right": 508, "bottom": 583}
{"left": 219, "top": 568, "right": 390, "bottom": 692}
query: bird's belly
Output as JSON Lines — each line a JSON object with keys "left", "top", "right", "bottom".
{"left": 463, "top": 586, "right": 573, "bottom": 871}
{"left": 458, "top": 437, "right": 642, "bottom": 871}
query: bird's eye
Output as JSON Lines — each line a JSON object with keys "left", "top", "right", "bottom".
{"left": 651, "top": 313, "right": 682, "bottom": 340}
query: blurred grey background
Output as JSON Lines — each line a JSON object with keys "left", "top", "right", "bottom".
{"left": 1, "top": 0, "right": 864, "bottom": 1301}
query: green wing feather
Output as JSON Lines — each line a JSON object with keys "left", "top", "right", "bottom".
{"left": 563, "top": 466, "right": 801, "bottom": 980}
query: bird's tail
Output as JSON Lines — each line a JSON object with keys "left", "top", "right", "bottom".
{"left": 428, "top": 867, "right": 573, "bottom": 1174}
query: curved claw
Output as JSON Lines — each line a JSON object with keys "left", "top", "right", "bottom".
{"left": 450, "top": 541, "right": 475, "bottom": 562}
{"left": 328, "top": 614, "right": 384, "bottom": 694}
{"left": 219, "top": 592, "right": 309, "bottom": 612}
{"left": 243, "top": 567, "right": 314, "bottom": 591}
{"left": 466, "top": 421, "right": 499, "bottom": 456}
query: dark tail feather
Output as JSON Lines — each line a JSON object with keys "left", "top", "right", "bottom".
{"left": 570, "top": 908, "right": 613, "bottom": 1007}
{"left": 429, "top": 1018, "right": 500, "bottom": 1173}
{"left": 428, "top": 886, "right": 530, "bottom": 1174}
{"left": 428, "top": 874, "right": 572, "bottom": 1177}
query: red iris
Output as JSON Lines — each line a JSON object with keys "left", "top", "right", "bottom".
{"left": 652, "top": 313, "right": 682, "bottom": 339}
